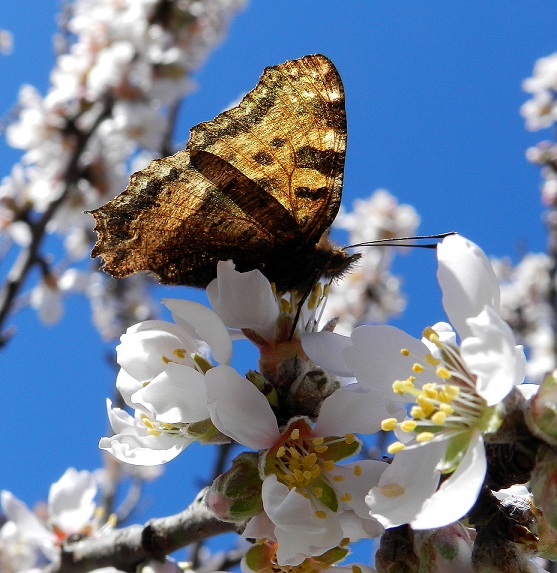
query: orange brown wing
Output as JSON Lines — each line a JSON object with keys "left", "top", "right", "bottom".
{"left": 90, "top": 54, "right": 347, "bottom": 289}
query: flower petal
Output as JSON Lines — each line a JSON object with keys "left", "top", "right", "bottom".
{"left": 301, "top": 331, "right": 353, "bottom": 378}
{"left": 314, "top": 384, "right": 405, "bottom": 436}
{"left": 366, "top": 440, "right": 445, "bottom": 528}
{"left": 345, "top": 325, "right": 429, "bottom": 396}
{"left": 205, "top": 365, "right": 279, "bottom": 450}
{"left": 461, "top": 307, "right": 523, "bottom": 405}
{"left": 437, "top": 235, "right": 500, "bottom": 340}
{"left": 206, "top": 261, "right": 279, "bottom": 342}
{"left": 132, "top": 362, "right": 209, "bottom": 423}
{"left": 47, "top": 469, "right": 96, "bottom": 534}
{"left": 411, "top": 430, "right": 486, "bottom": 529}
{"left": 163, "top": 298, "right": 232, "bottom": 364}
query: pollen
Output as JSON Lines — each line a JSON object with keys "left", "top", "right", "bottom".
{"left": 381, "top": 418, "right": 398, "bottom": 431}
{"left": 400, "top": 420, "right": 417, "bottom": 432}
{"left": 379, "top": 483, "right": 406, "bottom": 498}
{"left": 436, "top": 366, "right": 451, "bottom": 379}
{"left": 387, "top": 441, "right": 405, "bottom": 454}
{"left": 431, "top": 411, "right": 447, "bottom": 425}
{"left": 416, "top": 432, "right": 435, "bottom": 443}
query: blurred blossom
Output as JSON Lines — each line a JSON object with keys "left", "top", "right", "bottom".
{"left": 1, "top": 468, "right": 110, "bottom": 570}
{"left": 492, "top": 254, "right": 554, "bottom": 382}
{"left": 0, "top": 0, "right": 245, "bottom": 330}
{"left": 0, "top": 29, "right": 13, "bottom": 54}
{"left": 522, "top": 53, "right": 557, "bottom": 130}
{"left": 321, "top": 190, "right": 420, "bottom": 334}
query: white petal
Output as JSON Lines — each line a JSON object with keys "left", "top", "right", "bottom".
{"left": 48, "top": 468, "right": 96, "bottom": 534}
{"left": 345, "top": 325, "right": 429, "bottom": 395}
{"left": 314, "top": 384, "right": 405, "bottom": 436}
{"left": 366, "top": 440, "right": 445, "bottom": 528}
{"left": 262, "top": 475, "right": 325, "bottom": 534}
{"left": 437, "top": 235, "right": 500, "bottom": 340}
{"left": 115, "top": 368, "right": 147, "bottom": 410}
{"left": 205, "top": 365, "right": 279, "bottom": 450}
{"left": 301, "top": 331, "right": 353, "bottom": 377}
{"left": 332, "top": 460, "right": 387, "bottom": 517}
{"left": 411, "top": 431, "right": 486, "bottom": 529}
{"left": 461, "top": 307, "right": 521, "bottom": 405}
{"left": 1, "top": 491, "right": 53, "bottom": 542}
{"left": 117, "top": 320, "right": 192, "bottom": 380}
{"left": 132, "top": 362, "right": 209, "bottom": 423}
{"left": 163, "top": 299, "right": 232, "bottom": 364}
{"left": 98, "top": 433, "right": 188, "bottom": 466}
{"left": 206, "top": 261, "right": 279, "bottom": 342}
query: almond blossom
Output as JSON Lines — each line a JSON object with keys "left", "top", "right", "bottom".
{"left": 99, "top": 299, "right": 234, "bottom": 465}
{"left": 1, "top": 468, "right": 108, "bottom": 570}
{"left": 303, "top": 234, "right": 526, "bottom": 529}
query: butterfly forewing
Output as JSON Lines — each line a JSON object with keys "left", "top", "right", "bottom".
{"left": 188, "top": 54, "right": 346, "bottom": 244}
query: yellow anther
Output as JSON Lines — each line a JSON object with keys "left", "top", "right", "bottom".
{"left": 431, "top": 411, "right": 447, "bottom": 425}
{"left": 315, "top": 445, "right": 328, "bottom": 454}
{"left": 400, "top": 420, "right": 417, "bottom": 432}
{"left": 161, "top": 422, "right": 174, "bottom": 430}
{"left": 293, "top": 469, "right": 304, "bottom": 482}
{"left": 416, "top": 432, "right": 435, "bottom": 443}
{"left": 381, "top": 418, "right": 398, "bottom": 432}
{"left": 173, "top": 348, "right": 187, "bottom": 359}
{"left": 311, "top": 466, "right": 321, "bottom": 478}
{"left": 344, "top": 433, "right": 356, "bottom": 444}
{"left": 410, "top": 406, "right": 425, "bottom": 419}
{"left": 314, "top": 487, "right": 323, "bottom": 498}
{"left": 333, "top": 475, "right": 345, "bottom": 482}
{"left": 379, "top": 483, "right": 406, "bottom": 498}
{"left": 324, "top": 460, "right": 335, "bottom": 471}
{"left": 353, "top": 464, "right": 362, "bottom": 476}
{"left": 387, "top": 441, "right": 406, "bottom": 454}
{"left": 340, "top": 493, "right": 352, "bottom": 502}
{"left": 290, "top": 428, "right": 300, "bottom": 440}
{"left": 439, "top": 403, "right": 454, "bottom": 415}
{"left": 340, "top": 537, "right": 350, "bottom": 547}
{"left": 162, "top": 355, "right": 171, "bottom": 364}
{"left": 303, "top": 470, "right": 312, "bottom": 481}
{"left": 289, "top": 447, "right": 301, "bottom": 459}
{"left": 392, "top": 380, "right": 406, "bottom": 394}
{"left": 276, "top": 446, "right": 286, "bottom": 458}
{"left": 400, "top": 348, "right": 410, "bottom": 356}
{"left": 141, "top": 416, "right": 155, "bottom": 429}
{"left": 304, "top": 452, "right": 317, "bottom": 465}
{"left": 312, "top": 436, "right": 324, "bottom": 446}
{"left": 412, "top": 363, "right": 424, "bottom": 373}
{"left": 436, "top": 366, "right": 451, "bottom": 379}
{"left": 422, "top": 382, "right": 438, "bottom": 397}
{"left": 315, "top": 510, "right": 327, "bottom": 519}
{"left": 425, "top": 353, "right": 440, "bottom": 366}
{"left": 444, "top": 384, "right": 460, "bottom": 398}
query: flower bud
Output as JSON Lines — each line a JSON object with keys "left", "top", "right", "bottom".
{"left": 525, "top": 371, "right": 557, "bottom": 445}
{"left": 413, "top": 524, "right": 473, "bottom": 573}
{"left": 206, "top": 452, "right": 263, "bottom": 523}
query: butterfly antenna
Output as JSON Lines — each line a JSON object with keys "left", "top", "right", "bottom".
{"left": 344, "top": 231, "right": 457, "bottom": 251}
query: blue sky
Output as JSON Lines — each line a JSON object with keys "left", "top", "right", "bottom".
{"left": 1, "top": 0, "right": 557, "bottom": 563}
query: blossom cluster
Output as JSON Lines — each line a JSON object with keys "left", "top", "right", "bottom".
{"left": 91, "top": 233, "right": 557, "bottom": 572}
{"left": 0, "top": 0, "right": 245, "bottom": 337}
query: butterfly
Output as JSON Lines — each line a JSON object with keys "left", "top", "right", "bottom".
{"left": 90, "top": 54, "right": 359, "bottom": 293}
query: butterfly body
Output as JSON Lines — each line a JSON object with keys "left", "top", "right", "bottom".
{"left": 90, "top": 54, "right": 357, "bottom": 292}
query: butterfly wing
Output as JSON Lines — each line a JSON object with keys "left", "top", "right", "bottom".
{"left": 188, "top": 53, "right": 346, "bottom": 244}
{"left": 90, "top": 54, "right": 347, "bottom": 288}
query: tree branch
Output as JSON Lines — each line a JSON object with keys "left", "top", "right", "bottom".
{"left": 48, "top": 489, "right": 241, "bottom": 573}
